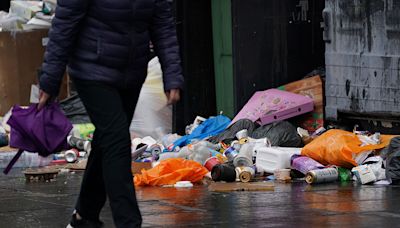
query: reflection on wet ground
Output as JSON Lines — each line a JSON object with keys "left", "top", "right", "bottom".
{"left": 1, "top": 170, "right": 400, "bottom": 227}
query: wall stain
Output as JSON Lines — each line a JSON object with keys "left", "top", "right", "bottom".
{"left": 346, "top": 79, "right": 351, "bottom": 96}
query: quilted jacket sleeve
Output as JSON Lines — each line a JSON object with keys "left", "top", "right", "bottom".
{"left": 39, "top": 0, "right": 89, "bottom": 97}
{"left": 150, "top": 0, "right": 184, "bottom": 91}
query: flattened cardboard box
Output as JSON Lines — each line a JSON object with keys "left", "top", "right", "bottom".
{"left": 0, "top": 29, "right": 68, "bottom": 115}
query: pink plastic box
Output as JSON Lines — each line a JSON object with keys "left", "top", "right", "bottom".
{"left": 231, "top": 89, "right": 314, "bottom": 126}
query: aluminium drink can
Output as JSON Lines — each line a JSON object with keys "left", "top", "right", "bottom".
{"left": 306, "top": 167, "right": 339, "bottom": 184}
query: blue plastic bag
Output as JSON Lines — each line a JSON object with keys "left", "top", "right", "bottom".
{"left": 172, "top": 115, "right": 231, "bottom": 150}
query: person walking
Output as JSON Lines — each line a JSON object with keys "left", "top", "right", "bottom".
{"left": 38, "top": 0, "right": 184, "bottom": 227}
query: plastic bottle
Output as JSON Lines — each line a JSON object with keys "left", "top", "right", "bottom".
{"left": 192, "top": 145, "right": 212, "bottom": 165}
{"left": 158, "top": 152, "right": 179, "bottom": 161}
{"left": 0, "top": 152, "right": 53, "bottom": 169}
{"left": 194, "top": 141, "right": 221, "bottom": 150}
{"left": 233, "top": 143, "right": 254, "bottom": 167}
{"left": 231, "top": 140, "right": 242, "bottom": 151}
{"left": 161, "top": 133, "right": 181, "bottom": 149}
{"left": 177, "top": 146, "right": 193, "bottom": 159}
{"left": 158, "top": 146, "right": 194, "bottom": 161}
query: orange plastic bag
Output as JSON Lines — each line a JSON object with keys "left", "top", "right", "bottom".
{"left": 134, "top": 158, "right": 209, "bottom": 186}
{"left": 301, "top": 129, "right": 394, "bottom": 169}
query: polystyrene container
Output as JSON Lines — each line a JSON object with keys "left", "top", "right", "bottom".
{"left": 255, "top": 147, "right": 301, "bottom": 173}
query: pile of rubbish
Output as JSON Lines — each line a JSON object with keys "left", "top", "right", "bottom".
{"left": 0, "top": 0, "right": 55, "bottom": 31}
{"left": 131, "top": 117, "right": 396, "bottom": 187}
{"left": 0, "top": 74, "right": 399, "bottom": 188}
{"left": 129, "top": 75, "right": 398, "bottom": 188}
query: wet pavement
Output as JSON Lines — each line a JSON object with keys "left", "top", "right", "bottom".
{"left": 1, "top": 169, "right": 400, "bottom": 227}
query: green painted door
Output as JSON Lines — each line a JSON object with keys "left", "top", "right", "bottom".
{"left": 211, "top": 0, "right": 234, "bottom": 118}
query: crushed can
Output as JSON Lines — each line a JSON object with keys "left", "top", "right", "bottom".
{"left": 235, "top": 166, "right": 255, "bottom": 183}
{"left": 65, "top": 149, "right": 79, "bottom": 163}
{"left": 67, "top": 136, "right": 91, "bottom": 152}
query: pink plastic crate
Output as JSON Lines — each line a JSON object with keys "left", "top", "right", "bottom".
{"left": 231, "top": 89, "right": 314, "bottom": 126}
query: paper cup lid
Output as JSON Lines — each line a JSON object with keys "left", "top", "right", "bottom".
{"left": 174, "top": 181, "right": 193, "bottom": 188}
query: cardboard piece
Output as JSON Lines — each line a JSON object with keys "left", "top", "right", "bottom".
{"left": 278, "top": 75, "right": 324, "bottom": 133}
{"left": 231, "top": 89, "right": 314, "bottom": 126}
{"left": 0, "top": 146, "right": 16, "bottom": 153}
{"left": 23, "top": 167, "right": 59, "bottom": 182}
{"left": 208, "top": 182, "right": 274, "bottom": 192}
{"left": 131, "top": 162, "right": 152, "bottom": 174}
{"left": 68, "top": 159, "right": 87, "bottom": 171}
{"left": 0, "top": 29, "right": 69, "bottom": 115}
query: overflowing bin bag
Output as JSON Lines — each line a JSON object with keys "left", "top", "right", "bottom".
{"left": 134, "top": 158, "right": 208, "bottom": 186}
{"left": 130, "top": 57, "right": 172, "bottom": 138}
{"left": 208, "top": 119, "right": 258, "bottom": 144}
{"left": 251, "top": 121, "right": 303, "bottom": 147}
{"left": 301, "top": 129, "right": 393, "bottom": 169}
{"left": 59, "top": 93, "right": 91, "bottom": 124}
{"left": 381, "top": 137, "right": 400, "bottom": 184}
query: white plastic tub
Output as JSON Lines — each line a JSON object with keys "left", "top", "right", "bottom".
{"left": 255, "top": 147, "right": 301, "bottom": 174}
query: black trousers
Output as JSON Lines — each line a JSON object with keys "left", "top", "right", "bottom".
{"left": 73, "top": 79, "right": 142, "bottom": 228}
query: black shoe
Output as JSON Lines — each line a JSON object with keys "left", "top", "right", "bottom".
{"left": 66, "top": 214, "right": 104, "bottom": 228}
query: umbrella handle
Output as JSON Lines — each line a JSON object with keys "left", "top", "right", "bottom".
{"left": 3, "top": 149, "right": 24, "bottom": 175}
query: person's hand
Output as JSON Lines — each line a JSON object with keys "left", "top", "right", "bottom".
{"left": 37, "top": 90, "right": 51, "bottom": 110}
{"left": 165, "top": 89, "right": 180, "bottom": 105}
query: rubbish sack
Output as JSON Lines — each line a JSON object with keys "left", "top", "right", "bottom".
{"left": 130, "top": 57, "right": 172, "bottom": 138}
{"left": 381, "top": 137, "right": 400, "bottom": 184}
{"left": 134, "top": 158, "right": 208, "bottom": 186}
{"left": 251, "top": 121, "right": 303, "bottom": 147}
{"left": 59, "top": 93, "right": 91, "bottom": 124}
{"left": 208, "top": 119, "right": 258, "bottom": 144}
{"left": 4, "top": 103, "right": 73, "bottom": 174}
{"left": 364, "top": 156, "right": 386, "bottom": 182}
{"left": 172, "top": 115, "right": 231, "bottom": 150}
{"left": 301, "top": 129, "right": 393, "bottom": 169}
{"left": 0, "top": 133, "right": 8, "bottom": 147}
{"left": 0, "top": 11, "right": 26, "bottom": 31}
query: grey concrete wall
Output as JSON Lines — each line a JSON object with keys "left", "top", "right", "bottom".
{"left": 324, "top": 0, "right": 400, "bottom": 120}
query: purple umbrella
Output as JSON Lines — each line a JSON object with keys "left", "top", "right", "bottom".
{"left": 3, "top": 103, "right": 73, "bottom": 174}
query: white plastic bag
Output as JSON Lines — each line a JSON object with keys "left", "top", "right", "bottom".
{"left": 130, "top": 57, "right": 172, "bottom": 138}
{"left": 0, "top": 11, "right": 26, "bottom": 31}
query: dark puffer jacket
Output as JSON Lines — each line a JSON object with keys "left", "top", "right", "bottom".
{"left": 40, "top": 0, "right": 184, "bottom": 97}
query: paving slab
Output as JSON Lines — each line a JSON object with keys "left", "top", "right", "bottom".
{"left": 1, "top": 169, "right": 400, "bottom": 227}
